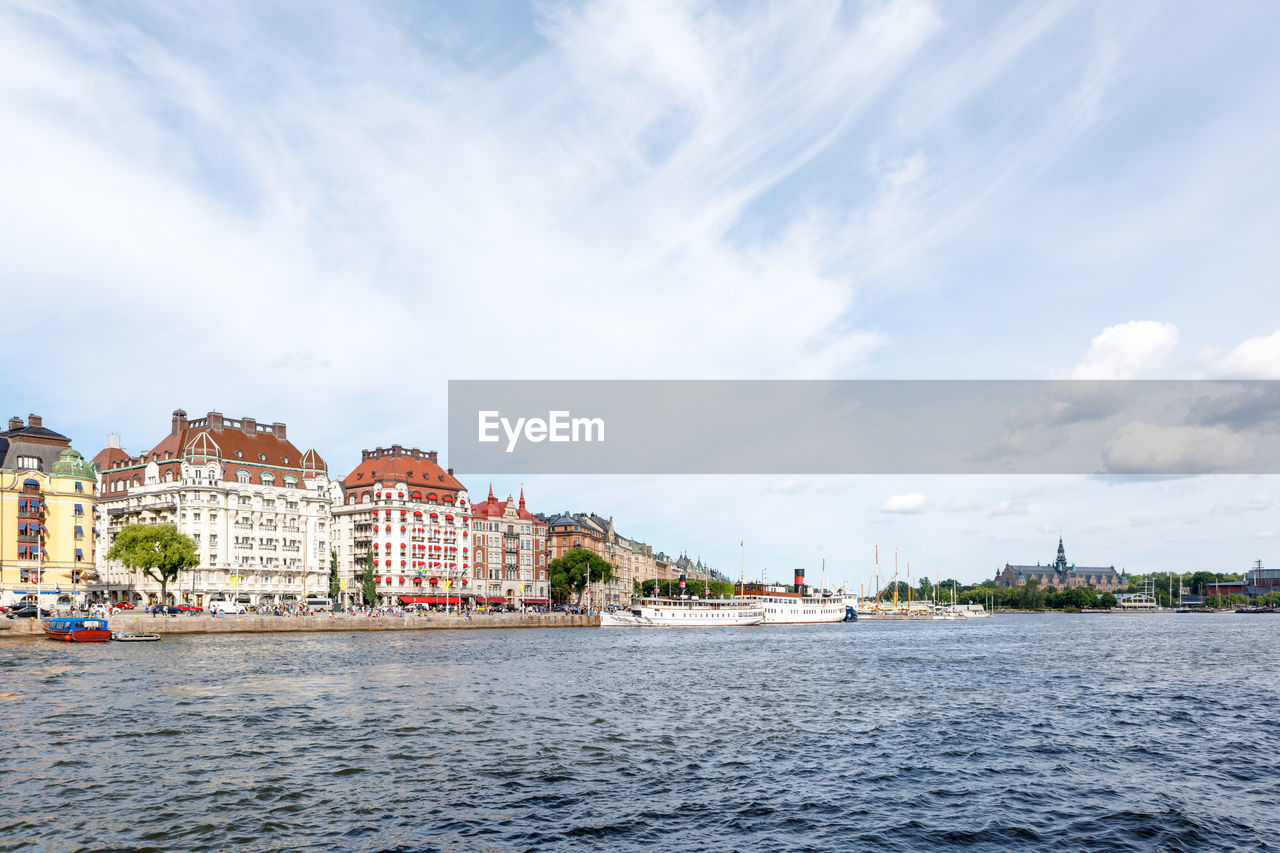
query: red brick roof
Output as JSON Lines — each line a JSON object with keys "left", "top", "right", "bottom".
{"left": 91, "top": 446, "right": 131, "bottom": 471}
{"left": 342, "top": 448, "right": 466, "bottom": 497}
{"left": 472, "top": 486, "right": 542, "bottom": 524}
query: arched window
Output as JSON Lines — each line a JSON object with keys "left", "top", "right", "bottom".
{"left": 260, "top": 472, "right": 275, "bottom": 486}
{"left": 236, "top": 470, "right": 250, "bottom": 484}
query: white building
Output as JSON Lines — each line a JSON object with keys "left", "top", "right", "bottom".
{"left": 331, "top": 445, "right": 472, "bottom": 608}
{"left": 92, "top": 410, "right": 334, "bottom": 607}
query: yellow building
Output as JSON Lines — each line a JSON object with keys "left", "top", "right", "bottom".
{"left": 1, "top": 414, "right": 98, "bottom": 608}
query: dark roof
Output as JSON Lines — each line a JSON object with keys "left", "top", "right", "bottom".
{"left": 0, "top": 424, "right": 69, "bottom": 442}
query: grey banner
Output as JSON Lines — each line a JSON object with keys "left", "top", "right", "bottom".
{"left": 447, "top": 380, "right": 1280, "bottom": 475}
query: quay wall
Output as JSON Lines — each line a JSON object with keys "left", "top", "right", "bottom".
{"left": 0, "top": 612, "right": 599, "bottom": 638}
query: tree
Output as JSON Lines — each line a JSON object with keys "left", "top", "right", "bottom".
{"left": 106, "top": 523, "right": 199, "bottom": 606}
{"left": 328, "top": 549, "right": 341, "bottom": 606}
{"left": 361, "top": 551, "right": 378, "bottom": 606}
{"left": 1099, "top": 592, "right": 1118, "bottom": 609}
{"left": 548, "top": 548, "right": 614, "bottom": 605}
{"left": 916, "top": 576, "right": 934, "bottom": 603}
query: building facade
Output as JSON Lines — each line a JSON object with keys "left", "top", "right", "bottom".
{"left": 1, "top": 415, "right": 98, "bottom": 608}
{"left": 93, "top": 410, "right": 333, "bottom": 607}
{"left": 470, "top": 487, "right": 549, "bottom": 608}
{"left": 994, "top": 537, "right": 1127, "bottom": 592}
{"left": 331, "top": 445, "right": 471, "bottom": 608}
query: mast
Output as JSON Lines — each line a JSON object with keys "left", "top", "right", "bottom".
{"left": 739, "top": 540, "right": 744, "bottom": 595}
{"left": 874, "top": 545, "right": 880, "bottom": 613}
{"left": 893, "top": 550, "right": 899, "bottom": 608}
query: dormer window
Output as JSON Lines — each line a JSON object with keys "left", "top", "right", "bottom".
{"left": 281, "top": 456, "right": 289, "bottom": 464}
{"left": 258, "top": 453, "right": 267, "bottom": 461}
{"left": 235, "top": 450, "right": 243, "bottom": 459}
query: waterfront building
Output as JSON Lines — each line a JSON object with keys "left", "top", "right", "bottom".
{"left": 994, "top": 537, "right": 1126, "bottom": 592}
{"left": 332, "top": 446, "right": 471, "bottom": 608}
{"left": 469, "top": 487, "right": 549, "bottom": 608}
{"left": 92, "top": 410, "right": 334, "bottom": 607}
{"left": 0, "top": 415, "right": 98, "bottom": 608}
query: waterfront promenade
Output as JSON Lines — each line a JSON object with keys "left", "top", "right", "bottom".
{"left": 0, "top": 611, "right": 598, "bottom": 637}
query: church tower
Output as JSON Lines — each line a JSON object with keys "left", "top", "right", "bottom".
{"left": 1054, "top": 537, "right": 1068, "bottom": 573}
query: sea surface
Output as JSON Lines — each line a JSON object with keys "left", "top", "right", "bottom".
{"left": 1, "top": 614, "right": 1278, "bottom": 852}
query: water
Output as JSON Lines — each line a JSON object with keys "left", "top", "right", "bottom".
{"left": 1, "top": 615, "right": 1278, "bottom": 852}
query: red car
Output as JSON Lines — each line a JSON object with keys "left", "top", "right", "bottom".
{"left": 177, "top": 604, "right": 203, "bottom": 614}
{"left": 114, "top": 602, "right": 136, "bottom": 610}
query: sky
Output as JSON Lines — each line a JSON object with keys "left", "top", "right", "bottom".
{"left": 2, "top": 0, "right": 1278, "bottom": 586}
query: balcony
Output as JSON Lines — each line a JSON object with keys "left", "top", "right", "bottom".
{"left": 235, "top": 522, "right": 254, "bottom": 530}
{"left": 282, "top": 546, "right": 300, "bottom": 553}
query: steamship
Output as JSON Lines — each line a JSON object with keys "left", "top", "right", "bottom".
{"left": 600, "top": 597, "right": 765, "bottom": 627}
{"left": 732, "top": 570, "right": 854, "bottom": 625}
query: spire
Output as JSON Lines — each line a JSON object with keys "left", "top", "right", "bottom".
{"left": 1055, "top": 536, "right": 1067, "bottom": 571}
{"left": 487, "top": 483, "right": 495, "bottom": 502}
{"left": 518, "top": 487, "right": 526, "bottom": 510}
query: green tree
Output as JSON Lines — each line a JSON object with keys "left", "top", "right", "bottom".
{"left": 1189, "top": 571, "right": 1218, "bottom": 595}
{"left": 1099, "top": 592, "right": 1118, "bottom": 608}
{"left": 361, "top": 551, "right": 378, "bottom": 606}
{"left": 1017, "top": 578, "right": 1046, "bottom": 610}
{"left": 549, "top": 547, "right": 614, "bottom": 605}
{"left": 106, "top": 523, "right": 199, "bottom": 606}
{"left": 916, "top": 576, "right": 934, "bottom": 602}
{"left": 328, "top": 549, "right": 341, "bottom": 605}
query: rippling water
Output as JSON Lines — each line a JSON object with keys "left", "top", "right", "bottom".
{"left": 2, "top": 614, "right": 1278, "bottom": 852}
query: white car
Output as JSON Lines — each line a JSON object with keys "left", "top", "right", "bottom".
{"left": 208, "top": 601, "right": 246, "bottom": 615}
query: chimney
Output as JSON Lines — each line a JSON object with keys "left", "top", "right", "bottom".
{"left": 242, "top": 417, "right": 257, "bottom": 435}
{"left": 362, "top": 449, "right": 372, "bottom": 461}
{"left": 428, "top": 451, "right": 438, "bottom": 464}
{"left": 207, "top": 411, "right": 224, "bottom": 430}
{"left": 446, "top": 467, "right": 454, "bottom": 476}
{"left": 7, "top": 416, "right": 22, "bottom": 431}
{"left": 105, "top": 433, "right": 121, "bottom": 449}
{"left": 794, "top": 569, "right": 806, "bottom": 596}
{"left": 171, "top": 408, "right": 188, "bottom": 435}
{"left": 272, "top": 421, "right": 286, "bottom": 439}
{"left": 391, "top": 444, "right": 403, "bottom": 455}
{"left": 27, "top": 414, "right": 42, "bottom": 428}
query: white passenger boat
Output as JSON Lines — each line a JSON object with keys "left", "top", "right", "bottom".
{"left": 732, "top": 582, "right": 855, "bottom": 625}
{"left": 600, "top": 597, "right": 764, "bottom": 627}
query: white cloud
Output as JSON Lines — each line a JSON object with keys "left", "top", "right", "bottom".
{"left": 988, "top": 500, "right": 1028, "bottom": 517}
{"left": 1205, "top": 330, "right": 1280, "bottom": 379}
{"left": 1072, "top": 321, "right": 1179, "bottom": 379}
{"left": 1102, "top": 422, "right": 1255, "bottom": 474}
{"left": 882, "top": 492, "right": 929, "bottom": 513}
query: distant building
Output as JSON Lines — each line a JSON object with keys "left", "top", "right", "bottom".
{"left": 1, "top": 415, "right": 98, "bottom": 607}
{"left": 995, "top": 537, "right": 1126, "bottom": 592}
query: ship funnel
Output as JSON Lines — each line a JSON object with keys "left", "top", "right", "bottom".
{"left": 794, "top": 569, "right": 805, "bottom": 596}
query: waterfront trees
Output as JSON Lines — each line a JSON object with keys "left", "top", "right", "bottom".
{"left": 106, "top": 523, "right": 199, "bottom": 606}
{"left": 328, "top": 549, "right": 340, "bottom": 605}
{"left": 549, "top": 547, "right": 614, "bottom": 605}
{"left": 361, "top": 551, "right": 377, "bottom": 606}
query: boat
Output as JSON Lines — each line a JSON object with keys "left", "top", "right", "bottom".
{"left": 111, "top": 632, "right": 161, "bottom": 642}
{"left": 601, "top": 597, "right": 764, "bottom": 627}
{"left": 42, "top": 616, "right": 112, "bottom": 643}
{"left": 733, "top": 578, "right": 855, "bottom": 625}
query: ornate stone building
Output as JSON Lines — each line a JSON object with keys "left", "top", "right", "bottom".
{"left": 994, "top": 537, "right": 1127, "bottom": 592}
{"left": 331, "top": 445, "right": 471, "bottom": 608}
{"left": 92, "top": 410, "right": 333, "bottom": 607}
{"left": 1, "top": 415, "right": 98, "bottom": 608}
{"left": 470, "top": 487, "right": 549, "bottom": 608}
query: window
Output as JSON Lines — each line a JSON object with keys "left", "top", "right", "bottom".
{"left": 193, "top": 511, "right": 201, "bottom": 521}
{"left": 260, "top": 472, "right": 275, "bottom": 485}
{"left": 236, "top": 470, "right": 250, "bottom": 484}
{"left": 75, "top": 481, "right": 83, "bottom": 493}
{"left": 238, "top": 496, "right": 250, "bottom": 506}
{"left": 235, "top": 450, "right": 243, "bottom": 458}
{"left": 17, "top": 456, "right": 41, "bottom": 471}
{"left": 75, "top": 526, "right": 83, "bottom": 539}
{"left": 74, "top": 504, "right": 83, "bottom": 516}
{"left": 258, "top": 453, "right": 267, "bottom": 461}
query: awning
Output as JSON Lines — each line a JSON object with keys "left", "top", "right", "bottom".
{"left": 522, "top": 598, "right": 551, "bottom": 604}
{"left": 483, "top": 596, "right": 507, "bottom": 604}
{"left": 397, "top": 595, "right": 464, "bottom": 605}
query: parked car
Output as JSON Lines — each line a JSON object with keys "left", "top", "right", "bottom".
{"left": 148, "top": 604, "right": 184, "bottom": 615}
{"left": 114, "top": 602, "right": 136, "bottom": 610}
{"left": 5, "top": 605, "right": 50, "bottom": 619}
{"left": 176, "top": 604, "right": 204, "bottom": 615}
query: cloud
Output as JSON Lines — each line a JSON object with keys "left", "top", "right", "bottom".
{"left": 1211, "top": 493, "right": 1274, "bottom": 516}
{"left": 988, "top": 500, "right": 1028, "bottom": 517}
{"left": 944, "top": 497, "right": 982, "bottom": 512}
{"left": 1072, "top": 321, "right": 1179, "bottom": 379}
{"left": 1101, "top": 421, "right": 1256, "bottom": 474}
{"left": 882, "top": 492, "right": 929, "bottom": 513}
{"left": 1205, "top": 331, "right": 1280, "bottom": 379}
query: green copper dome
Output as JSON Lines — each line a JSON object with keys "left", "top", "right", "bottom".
{"left": 53, "top": 446, "right": 98, "bottom": 481}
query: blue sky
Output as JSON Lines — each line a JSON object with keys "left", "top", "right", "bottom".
{"left": 3, "top": 0, "right": 1278, "bottom": 584}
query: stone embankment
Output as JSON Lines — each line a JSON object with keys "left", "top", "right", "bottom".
{"left": 1, "top": 612, "right": 598, "bottom": 637}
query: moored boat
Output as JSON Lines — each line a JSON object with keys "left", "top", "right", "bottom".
{"left": 602, "top": 597, "right": 764, "bottom": 627}
{"left": 112, "top": 632, "right": 161, "bottom": 642}
{"left": 43, "top": 617, "right": 112, "bottom": 643}
{"left": 733, "top": 577, "right": 855, "bottom": 625}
